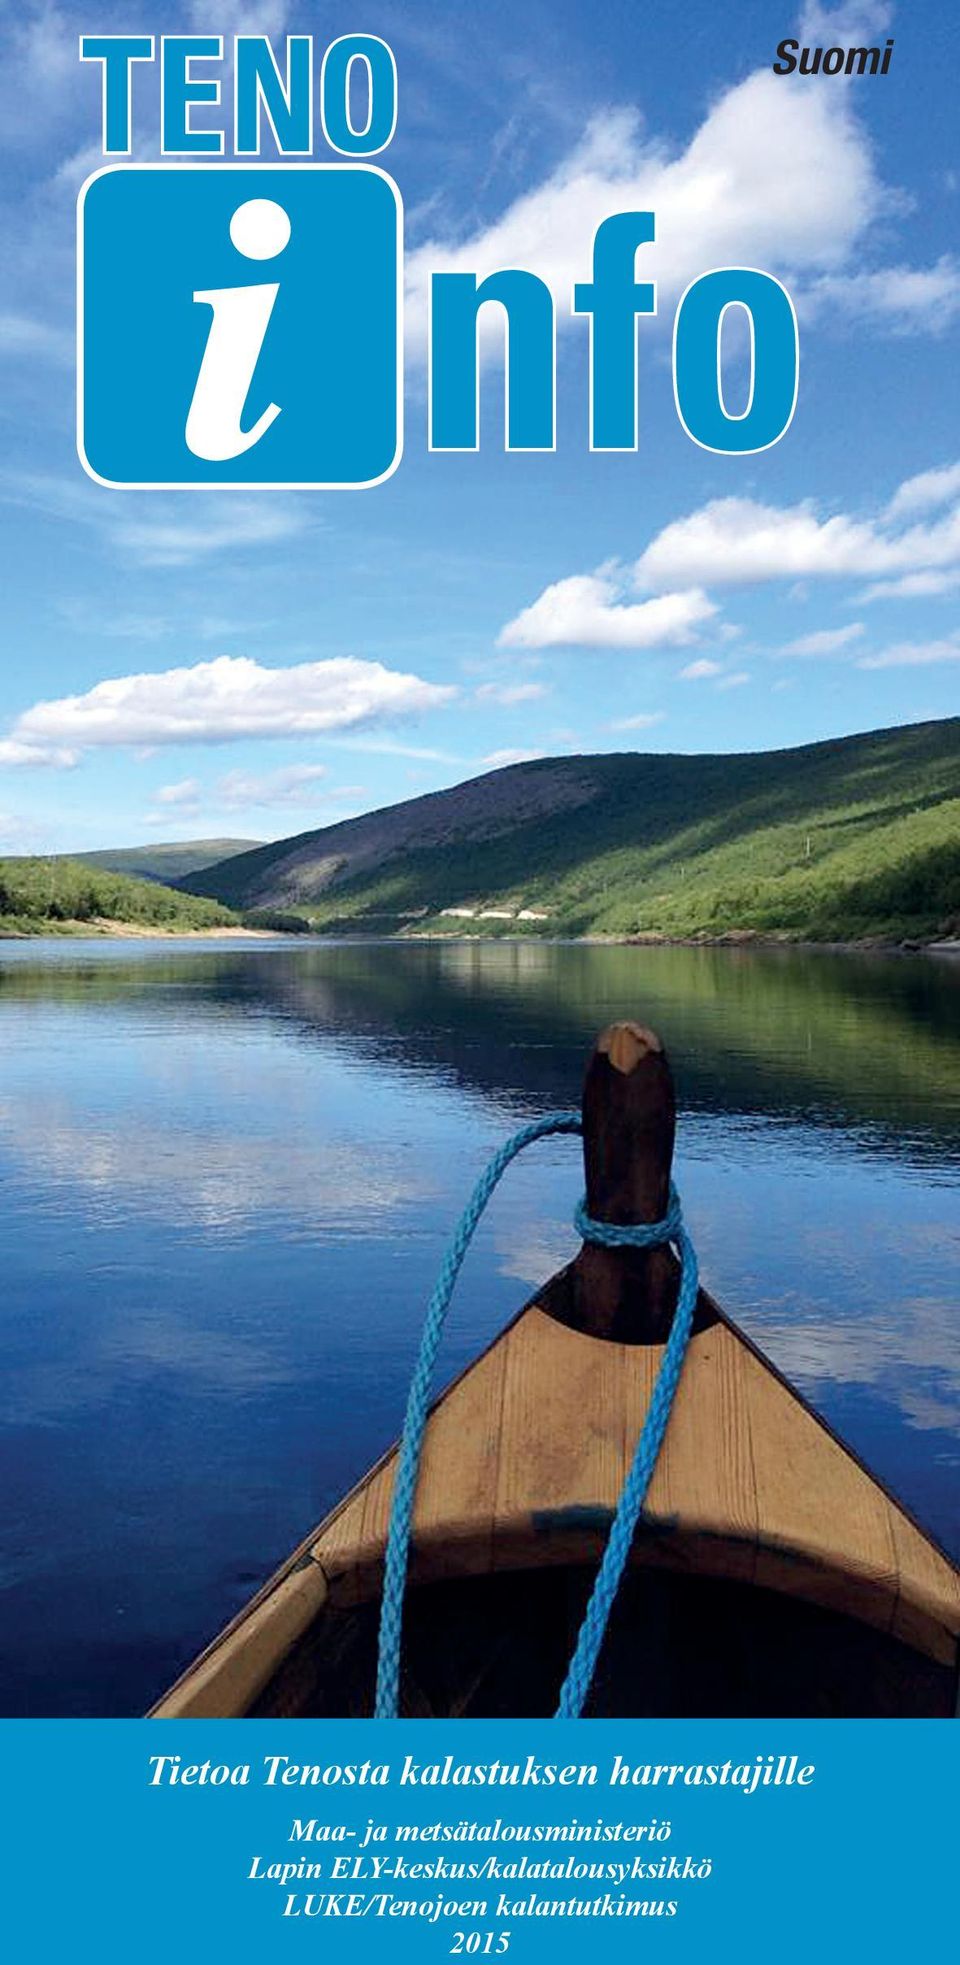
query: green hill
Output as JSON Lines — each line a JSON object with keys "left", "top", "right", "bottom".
{"left": 182, "top": 717, "right": 960, "bottom": 944}
{"left": 69, "top": 838, "right": 262, "bottom": 884}
{"left": 0, "top": 858, "right": 238, "bottom": 936}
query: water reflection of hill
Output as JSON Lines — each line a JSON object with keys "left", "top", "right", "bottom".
{"left": 2, "top": 940, "right": 958, "bottom": 1165}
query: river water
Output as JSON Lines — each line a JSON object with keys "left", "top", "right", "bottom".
{"left": 0, "top": 936, "right": 957, "bottom": 1714}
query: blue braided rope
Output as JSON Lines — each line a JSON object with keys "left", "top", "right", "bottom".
{"left": 374, "top": 1112, "right": 582, "bottom": 1719}
{"left": 555, "top": 1182, "right": 698, "bottom": 1717}
{"left": 373, "top": 1117, "right": 699, "bottom": 1720}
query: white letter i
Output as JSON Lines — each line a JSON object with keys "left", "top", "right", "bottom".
{"left": 186, "top": 198, "right": 291, "bottom": 462}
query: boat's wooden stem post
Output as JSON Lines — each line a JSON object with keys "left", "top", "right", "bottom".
{"left": 571, "top": 1021, "right": 680, "bottom": 1342}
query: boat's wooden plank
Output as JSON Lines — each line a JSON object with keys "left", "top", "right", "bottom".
{"left": 355, "top": 1461, "right": 395, "bottom": 1574}
{"left": 742, "top": 1338, "right": 900, "bottom": 1632}
{"left": 350, "top": 1332, "right": 512, "bottom": 1590}
{"left": 311, "top": 1452, "right": 395, "bottom": 1602}
{"left": 493, "top": 1307, "right": 628, "bottom": 1567}
{"left": 309, "top": 1302, "right": 959, "bottom": 1665}
{"left": 638, "top": 1323, "right": 759, "bottom": 1582}
{"left": 314, "top": 1325, "right": 512, "bottom": 1599}
{"left": 153, "top": 1558, "right": 329, "bottom": 1719}
{"left": 153, "top": 1295, "right": 960, "bottom": 1714}
{"left": 888, "top": 1504, "right": 960, "bottom": 1666}
{"left": 410, "top": 1331, "right": 509, "bottom": 1576}
{"left": 312, "top": 1471, "right": 376, "bottom": 1580}
{"left": 151, "top": 1017, "right": 960, "bottom": 1719}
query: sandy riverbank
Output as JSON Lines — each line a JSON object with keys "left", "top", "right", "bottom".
{"left": 3, "top": 920, "right": 958, "bottom": 952}
{"left": 0, "top": 919, "right": 281, "bottom": 941}
{"left": 399, "top": 926, "right": 959, "bottom": 954}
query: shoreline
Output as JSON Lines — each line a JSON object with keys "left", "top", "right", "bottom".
{"left": 379, "top": 927, "right": 960, "bottom": 956}
{"left": 0, "top": 920, "right": 279, "bottom": 942}
{"left": 1, "top": 920, "right": 956, "bottom": 955}
{"left": 395, "top": 925, "right": 960, "bottom": 955}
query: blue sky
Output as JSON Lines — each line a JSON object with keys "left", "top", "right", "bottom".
{"left": 0, "top": 0, "right": 957, "bottom": 853}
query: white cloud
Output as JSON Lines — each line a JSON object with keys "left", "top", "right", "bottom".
{"left": 156, "top": 778, "right": 202, "bottom": 807}
{"left": 108, "top": 498, "right": 308, "bottom": 568}
{"left": 499, "top": 572, "right": 716, "bottom": 650}
{"left": 781, "top": 622, "right": 865, "bottom": 657}
{"left": 325, "top": 737, "right": 463, "bottom": 763}
{"left": 885, "top": 461, "right": 960, "bottom": 522}
{"left": 0, "top": 738, "right": 79, "bottom": 769}
{"left": 0, "top": 311, "right": 72, "bottom": 364}
{"left": 146, "top": 763, "right": 365, "bottom": 825}
{"left": 406, "top": 63, "right": 889, "bottom": 349}
{"left": 198, "top": 614, "right": 266, "bottom": 642}
{"left": 186, "top": 0, "right": 289, "bottom": 34}
{"left": 636, "top": 488, "right": 960, "bottom": 590}
{"left": 679, "top": 658, "right": 723, "bottom": 681}
{"left": 804, "top": 258, "right": 960, "bottom": 337}
{"left": 1, "top": 655, "right": 455, "bottom": 761}
{"left": 216, "top": 764, "right": 331, "bottom": 809}
{"left": 481, "top": 748, "right": 545, "bottom": 769}
{"left": 608, "top": 711, "right": 666, "bottom": 732}
{"left": 0, "top": 472, "right": 310, "bottom": 569}
{"left": 860, "top": 570, "right": 960, "bottom": 602}
{"left": 58, "top": 599, "right": 173, "bottom": 643}
{"left": 498, "top": 460, "right": 960, "bottom": 672}
{"left": 57, "top": 604, "right": 267, "bottom": 645}
{"left": 403, "top": 8, "right": 949, "bottom": 354}
{"left": 4, "top": 4, "right": 89, "bottom": 150}
{"left": 800, "top": 0, "right": 893, "bottom": 36}
{"left": 474, "top": 680, "right": 547, "bottom": 705}
{"left": 638, "top": 498, "right": 882, "bottom": 587}
{"left": 858, "top": 634, "right": 960, "bottom": 670}
{"left": 716, "top": 671, "right": 751, "bottom": 690}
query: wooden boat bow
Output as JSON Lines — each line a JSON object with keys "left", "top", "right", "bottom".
{"left": 153, "top": 1021, "right": 960, "bottom": 1719}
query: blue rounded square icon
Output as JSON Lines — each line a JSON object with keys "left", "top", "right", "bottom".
{"left": 78, "top": 165, "right": 402, "bottom": 489}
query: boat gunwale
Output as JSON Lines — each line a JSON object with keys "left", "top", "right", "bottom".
{"left": 150, "top": 1265, "right": 960, "bottom": 1717}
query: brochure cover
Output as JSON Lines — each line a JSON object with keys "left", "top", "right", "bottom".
{"left": 0, "top": 2, "right": 956, "bottom": 1959}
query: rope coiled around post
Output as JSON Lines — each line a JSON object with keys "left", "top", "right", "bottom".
{"left": 374, "top": 1112, "right": 700, "bottom": 1720}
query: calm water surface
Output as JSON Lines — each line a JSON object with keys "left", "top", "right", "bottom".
{"left": 0, "top": 937, "right": 957, "bottom": 1714}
